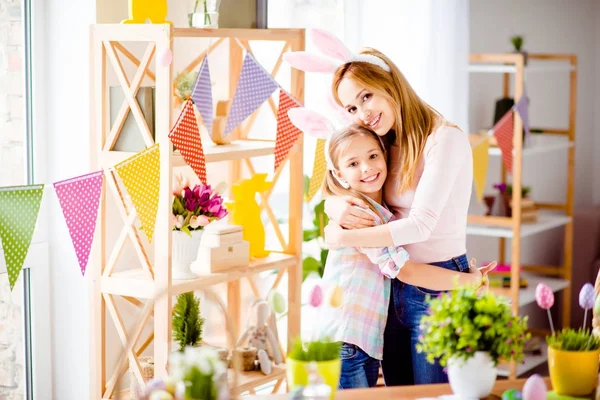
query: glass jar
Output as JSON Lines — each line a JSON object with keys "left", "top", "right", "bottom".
{"left": 189, "top": 0, "right": 221, "bottom": 28}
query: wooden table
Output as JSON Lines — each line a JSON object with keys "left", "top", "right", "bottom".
{"left": 249, "top": 378, "right": 552, "bottom": 399}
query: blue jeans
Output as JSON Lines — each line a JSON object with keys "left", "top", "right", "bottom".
{"left": 338, "top": 343, "right": 380, "bottom": 389}
{"left": 381, "top": 254, "right": 470, "bottom": 385}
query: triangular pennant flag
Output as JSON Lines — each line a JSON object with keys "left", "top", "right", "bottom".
{"left": 492, "top": 111, "right": 514, "bottom": 173}
{"left": 307, "top": 138, "right": 327, "bottom": 202}
{"left": 191, "top": 56, "right": 214, "bottom": 135}
{"left": 274, "top": 89, "right": 303, "bottom": 171}
{"left": 168, "top": 100, "right": 207, "bottom": 183}
{"left": 54, "top": 171, "right": 104, "bottom": 276}
{"left": 514, "top": 94, "right": 530, "bottom": 140}
{"left": 472, "top": 138, "right": 490, "bottom": 201}
{"left": 115, "top": 144, "right": 160, "bottom": 242}
{"left": 224, "top": 53, "right": 280, "bottom": 137}
{"left": 0, "top": 185, "right": 44, "bottom": 290}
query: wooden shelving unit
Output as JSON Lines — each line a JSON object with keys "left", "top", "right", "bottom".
{"left": 467, "top": 53, "right": 577, "bottom": 379}
{"left": 89, "top": 24, "right": 305, "bottom": 399}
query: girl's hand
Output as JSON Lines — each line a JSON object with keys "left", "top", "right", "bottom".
{"left": 468, "top": 258, "right": 496, "bottom": 295}
{"left": 325, "top": 196, "right": 376, "bottom": 229}
{"left": 324, "top": 222, "right": 345, "bottom": 250}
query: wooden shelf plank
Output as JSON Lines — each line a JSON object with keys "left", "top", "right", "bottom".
{"left": 469, "top": 134, "right": 573, "bottom": 156}
{"left": 229, "top": 364, "right": 286, "bottom": 395}
{"left": 490, "top": 272, "right": 569, "bottom": 307}
{"left": 466, "top": 212, "right": 571, "bottom": 238}
{"left": 101, "top": 253, "right": 298, "bottom": 298}
{"left": 99, "top": 139, "right": 278, "bottom": 168}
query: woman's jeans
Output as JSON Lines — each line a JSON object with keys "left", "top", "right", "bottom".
{"left": 339, "top": 343, "right": 381, "bottom": 389}
{"left": 381, "top": 254, "right": 470, "bottom": 385}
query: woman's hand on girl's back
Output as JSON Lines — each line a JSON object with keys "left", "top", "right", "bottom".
{"left": 324, "top": 195, "right": 376, "bottom": 229}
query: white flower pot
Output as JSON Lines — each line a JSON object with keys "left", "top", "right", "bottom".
{"left": 447, "top": 351, "right": 497, "bottom": 398}
{"left": 172, "top": 230, "right": 204, "bottom": 280}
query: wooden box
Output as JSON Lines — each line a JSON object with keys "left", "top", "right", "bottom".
{"left": 194, "top": 241, "right": 250, "bottom": 273}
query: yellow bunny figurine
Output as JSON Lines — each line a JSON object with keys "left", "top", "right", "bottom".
{"left": 227, "top": 174, "right": 272, "bottom": 258}
{"left": 121, "top": 0, "right": 173, "bottom": 24}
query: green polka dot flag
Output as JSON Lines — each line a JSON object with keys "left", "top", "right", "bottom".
{"left": 0, "top": 185, "right": 44, "bottom": 290}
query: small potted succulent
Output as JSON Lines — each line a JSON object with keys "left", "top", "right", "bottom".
{"left": 417, "top": 284, "right": 530, "bottom": 398}
{"left": 510, "top": 35, "right": 528, "bottom": 66}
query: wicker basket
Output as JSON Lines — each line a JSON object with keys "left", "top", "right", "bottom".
{"left": 129, "top": 356, "right": 154, "bottom": 400}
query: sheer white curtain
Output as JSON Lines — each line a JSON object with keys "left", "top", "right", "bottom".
{"left": 353, "top": 0, "right": 470, "bottom": 132}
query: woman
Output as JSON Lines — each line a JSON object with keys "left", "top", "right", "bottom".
{"left": 284, "top": 29, "right": 476, "bottom": 385}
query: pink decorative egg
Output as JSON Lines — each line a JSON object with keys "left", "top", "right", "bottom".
{"left": 309, "top": 284, "right": 323, "bottom": 308}
{"left": 535, "top": 283, "right": 554, "bottom": 310}
{"left": 521, "top": 374, "right": 547, "bottom": 400}
{"left": 579, "top": 283, "right": 595, "bottom": 310}
{"left": 159, "top": 48, "right": 173, "bottom": 67}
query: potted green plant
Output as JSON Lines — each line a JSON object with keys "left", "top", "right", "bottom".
{"left": 173, "top": 292, "right": 205, "bottom": 352}
{"left": 417, "top": 285, "right": 530, "bottom": 398}
{"left": 189, "top": 0, "right": 221, "bottom": 28}
{"left": 510, "top": 35, "right": 528, "bottom": 65}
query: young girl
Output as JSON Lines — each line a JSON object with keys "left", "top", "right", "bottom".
{"left": 285, "top": 28, "right": 481, "bottom": 385}
{"left": 288, "top": 108, "right": 493, "bottom": 390}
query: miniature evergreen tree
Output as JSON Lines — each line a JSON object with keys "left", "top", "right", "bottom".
{"left": 172, "top": 292, "right": 205, "bottom": 352}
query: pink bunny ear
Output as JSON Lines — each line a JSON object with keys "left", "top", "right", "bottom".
{"left": 283, "top": 51, "right": 340, "bottom": 73}
{"left": 309, "top": 28, "right": 353, "bottom": 62}
{"left": 326, "top": 91, "right": 352, "bottom": 124}
{"left": 287, "top": 108, "right": 334, "bottom": 140}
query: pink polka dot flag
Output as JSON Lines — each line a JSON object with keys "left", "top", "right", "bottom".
{"left": 53, "top": 171, "right": 103, "bottom": 276}
{"left": 169, "top": 100, "right": 207, "bottom": 184}
{"left": 274, "top": 89, "right": 302, "bottom": 172}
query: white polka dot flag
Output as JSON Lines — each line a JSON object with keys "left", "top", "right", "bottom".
{"left": 274, "top": 89, "right": 302, "bottom": 171}
{"left": 53, "top": 171, "right": 103, "bottom": 276}
{"left": 191, "top": 56, "right": 213, "bottom": 135}
{"left": 224, "top": 53, "right": 280, "bottom": 138}
{"left": 492, "top": 110, "right": 514, "bottom": 173}
{"left": 168, "top": 100, "right": 207, "bottom": 183}
{"left": 0, "top": 184, "right": 44, "bottom": 290}
{"left": 115, "top": 143, "right": 160, "bottom": 243}
{"left": 307, "top": 138, "right": 327, "bottom": 202}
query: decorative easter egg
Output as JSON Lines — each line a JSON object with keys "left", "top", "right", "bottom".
{"left": 268, "top": 290, "right": 287, "bottom": 314}
{"left": 327, "top": 284, "right": 343, "bottom": 308}
{"left": 535, "top": 283, "right": 554, "bottom": 310}
{"left": 502, "top": 389, "right": 523, "bottom": 400}
{"left": 522, "top": 374, "right": 547, "bottom": 400}
{"left": 149, "top": 390, "right": 174, "bottom": 400}
{"left": 144, "top": 378, "right": 166, "bottom": 393}
{"left": 159, "top": 48, "right": 172, "bottom": 67}
{"left": 309, "top": 284, "right": 323, "bottom": 307}
{"left": 579, "top": 283, "right": 595, "bottom": 310}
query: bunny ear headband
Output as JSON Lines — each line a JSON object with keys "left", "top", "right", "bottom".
{"left": 282, "top": 28, "right": 391, "bottom": 74}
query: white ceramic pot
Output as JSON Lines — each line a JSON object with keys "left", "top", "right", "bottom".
{"left": 447, "top": 351, "right": 497, "bottom": 398}
{"left": 172, "top": 229, "right": 204, "bottom": 279}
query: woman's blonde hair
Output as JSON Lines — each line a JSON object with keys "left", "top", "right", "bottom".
{"left": 332, "top": 48, "right": 444, "bottom": 194}
{"left": 322, "top": 124, "right": 386, "bottom": 219}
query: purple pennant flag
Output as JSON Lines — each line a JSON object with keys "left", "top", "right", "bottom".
{"left": 191, "top": 56, "right": 214, "bottom": 135}
{"left": 53, "top": 171, "right": 104, "bottom": 276}
{"left": 224, "top": 53, "right": 280, "bottom": 137}
{"left": 514, "top": 94, "right": 530, "bottom": 141}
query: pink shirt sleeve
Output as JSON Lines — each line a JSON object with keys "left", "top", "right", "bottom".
{"left": 387, "top": 127, "right": 471, "bottom": 247}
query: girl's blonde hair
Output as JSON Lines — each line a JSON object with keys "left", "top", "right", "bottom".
{"left": 332, "top": 48, "right": 446, "bottom": 194}
{"left": 322, "top": 124, "right": 386, "bottom": 219}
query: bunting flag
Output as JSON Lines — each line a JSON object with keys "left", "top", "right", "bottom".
{"left": 168, "top": 100, "right": 207, "bottom": 183}
{"left": 0, "top": 185, "right": 44, "bottom": 290}
{"left": 191, "top": 56, "right": 214, "bottom": 135}
{"left": 115, "top": 144, "right": 160, "bottom": 242}
{"left": 492, "top": 111, "right": 514, "bottom": 173}
{"left": 224, "top": 53, "right": 279, "bottom": 137}
{"left": 472, "top": 138, "right": 490, "bottom": 201}
{"left": 274, "top": 89, "right": 302, "bottom": 171}
{"left": 514, "top": 94, "right": 530, "bottom": 140}
{"left": 54, "top": 171, "right": 104, "bottom": 276}
{"left": 307, "top": 138, "right": 327, "bottom": 202}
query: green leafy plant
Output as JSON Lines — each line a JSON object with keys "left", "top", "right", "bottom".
{"left": 174, "top": 70, "right": 199, "bottom": 103}
{"left": 302, "top": 193, "right": 329, "bottom": 282}
{"left": 493, "top": 182, "right": 531, "bottom": 198}
{"left": 169, "top": 346, "right": 226, "bottom": 400}
{"left": 511, "top": 35, "right": 524, "bottom": 52}
{"left": 288, "top": 337, "right": 341, "bottom": 362}
{"left": 172, "top": 292, "right": 205, "bottom": 352}
{"left": 416, "top": 285, "right": 531, "bottom": 367}
{"left": 546, "top": 328, "right": 600, "bottom": 351}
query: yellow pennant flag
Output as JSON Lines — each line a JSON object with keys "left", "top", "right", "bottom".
{"left": 472, "top": 138, "right": 490, "bottom": 201}
{"left": 306, "top": 139, "right": 327, "bottom": 202}
{"left": 115, "top": 144, "right": 160, "bottom": 242}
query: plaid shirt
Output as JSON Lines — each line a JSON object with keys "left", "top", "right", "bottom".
{"left": 319, "top": 198, "right": 409, "bottom": 360}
